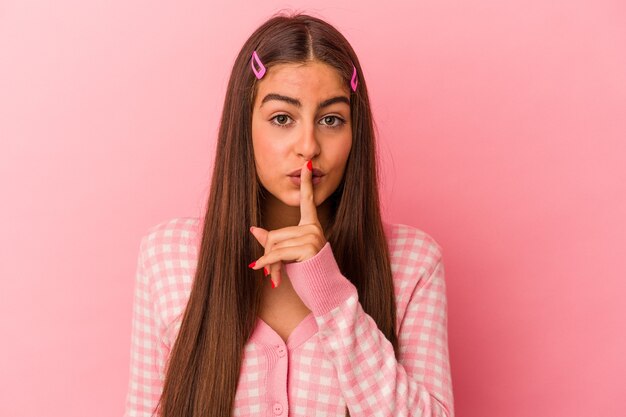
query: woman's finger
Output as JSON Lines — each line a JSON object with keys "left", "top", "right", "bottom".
{"left": 261, "top": 224, "right": 318, "bottom": 253}
{"left": 251, "top": 243, "right": 319, "bottom": 270}
{"left": 269, "top": 261, "right": 282, "bottom": 288}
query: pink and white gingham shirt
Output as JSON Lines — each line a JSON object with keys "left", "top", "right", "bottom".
{"left": 123, "top": 217, "right": 454, "bottom": 417}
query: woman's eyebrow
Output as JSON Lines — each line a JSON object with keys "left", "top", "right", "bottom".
{"left": 260, "top": 93, "right": 350, "bottom": 110}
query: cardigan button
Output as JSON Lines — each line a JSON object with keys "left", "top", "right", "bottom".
{"left": 276, "top": 345, "right": 286, "bottom": 357}
{"left": 272, "top": 402, "right": 283, "bottom": 415}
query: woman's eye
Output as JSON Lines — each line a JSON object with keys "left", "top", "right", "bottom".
{"left": 320, "top": 115, "right": 346, "bottom": 129}
{"left": 270, "top": 114, "right": 346, "bottom": 129}
{"left": 271, "top": 114, "right": 292, "bottom": 128}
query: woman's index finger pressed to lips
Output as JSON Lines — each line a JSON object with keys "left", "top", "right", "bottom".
{"left": 299, "top": 159, "right": 319, "bottom": 227}
{"left": 250, "top": 160, "right": 319, "bottom": 288}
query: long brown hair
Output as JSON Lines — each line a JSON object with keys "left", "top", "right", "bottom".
{"left": 155, "top": 11, "right": 397, "bottom": 417}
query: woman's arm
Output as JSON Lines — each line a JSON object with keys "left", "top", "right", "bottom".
{"left": 123, "top": 236, "right": 167, "bottom": 417}
{"left": 285, "top": 242, "right": 454, "bottom": 417}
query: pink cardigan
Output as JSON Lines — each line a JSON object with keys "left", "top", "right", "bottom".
{"left": 123, "top": 217, "right": 454, "bottom": 417}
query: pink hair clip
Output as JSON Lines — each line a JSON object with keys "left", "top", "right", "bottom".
{"left": 251, "top": 50, "right": 266, "bottom": 79}
{"left": 351, "top": 65, "right": 358, "bottom": 92}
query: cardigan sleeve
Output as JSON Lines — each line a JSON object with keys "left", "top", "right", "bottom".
{"left": 284, "top": 241, "right": 454, "bottom": 417}
{"left": 123, "top": 236, "right": 167, "bottom": 417}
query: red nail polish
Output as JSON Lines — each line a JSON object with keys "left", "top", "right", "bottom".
{"left": 263, "top": 266, "right": 269, "bottom": 276}
{"left": 307, "top": 160, "right": 313, "bottom": 171}
{"left": 271, "top": 280, "right": 275, "bottom": 289}
{"left": 248, "top": 261, "right": 256, "bottom": 268}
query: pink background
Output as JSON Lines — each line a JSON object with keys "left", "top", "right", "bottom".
{"left": 1, "top": 1, "right": 625, "bottom": 416}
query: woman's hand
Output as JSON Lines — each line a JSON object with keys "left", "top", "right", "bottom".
{"left": 248, "top": 159, "right": 327, "bottom": 288}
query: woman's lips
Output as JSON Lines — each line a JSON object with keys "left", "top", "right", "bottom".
{"left": 288, "top": 167, "right": 325, "bottom": 176}
{"left": 288, "top": 175, "right": 323, "bottom": 186}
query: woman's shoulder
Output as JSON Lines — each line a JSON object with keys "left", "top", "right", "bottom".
{"left": 138, "top": 216, "right": 202, "bottom": 264}
{"left": 382, "top": 221, "right": 443, "bottom": 265}
{"left": 137, "top": 216, "right": 202, "bottom": 285}
{"left": 381, "top": 221, "right": 444, "bottom": 302}
{"left": 137, "top": 217, "right": 202, "bottom": 344}
{"left": 141, "top": 216, "right": 202, "bottom": 248}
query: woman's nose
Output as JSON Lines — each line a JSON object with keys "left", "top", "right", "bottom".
{"left": 296, "top": 121, "right": 320, "bottom": 157}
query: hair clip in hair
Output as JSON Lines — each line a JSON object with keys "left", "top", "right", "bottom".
{"left": 351, "top": 65, "right": 358, "bottom": 92}
{"left": 251, "top": 50, "right": 266, "bottom": 79}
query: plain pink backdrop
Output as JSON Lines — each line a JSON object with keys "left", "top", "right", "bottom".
{"left": 1, "top": 1, "right": 625, "bottom": 416}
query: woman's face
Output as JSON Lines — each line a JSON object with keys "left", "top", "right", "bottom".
{"left": 251, "top": 60, "right": 352, "bottom": 207}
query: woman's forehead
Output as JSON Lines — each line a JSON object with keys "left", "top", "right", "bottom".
{"left": 254, "top": 62, "right": 349, "bottom": 106}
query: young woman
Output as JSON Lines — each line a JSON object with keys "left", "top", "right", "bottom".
{"left": 123, "top": 12, "right": 454, "bottom": 417}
